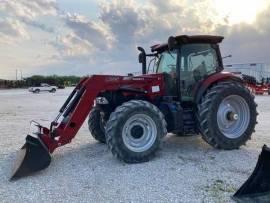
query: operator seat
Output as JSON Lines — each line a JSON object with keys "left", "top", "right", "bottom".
{"left": 193, "top": 61, "right": 207, "bottom": 81}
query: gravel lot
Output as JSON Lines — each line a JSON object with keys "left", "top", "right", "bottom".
{"left": 0, "top": 88, "right": 269, "bottom": 203}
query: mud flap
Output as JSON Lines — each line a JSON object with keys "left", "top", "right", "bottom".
{"left": 233, "top": 145, "right": 270, "bottom": 202}
{"left": 10, "top": 135, "right": 51, "bottom": 181}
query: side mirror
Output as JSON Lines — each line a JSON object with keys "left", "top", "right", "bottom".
{"left": 168, "top": 36, "right": 177, "bottom": 50}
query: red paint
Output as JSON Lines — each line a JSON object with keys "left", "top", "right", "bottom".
{"left": 193, "top": 71, "right": 242, "bottom": 102}
{"left": 37, "top": 72, "right": 243, "bottom": 152}
{"left": 246, "top": 83, "right": 269, "bottom": 95}
{"left": 202, "top": 72, "right": 240, "bottom": 86}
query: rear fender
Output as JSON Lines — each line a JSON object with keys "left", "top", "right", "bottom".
{"left": 194, "top": 72, "right": 243, "bottom": 104}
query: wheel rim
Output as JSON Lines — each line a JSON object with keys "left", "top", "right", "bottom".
{"left": 122, "top": 114, "right": 157, "bottom": 153}
{"left": 217, "top": 95, "right": 250, "bottom": 139}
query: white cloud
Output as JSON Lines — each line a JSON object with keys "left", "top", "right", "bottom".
{"left": 1, "top": 0, "right": 270, "bottom": 78}
{"left": 0, "top": 18, "right": 29, "bottom": 44}
{"left": 0, "top": 0, "right": 58, "bottom": 34}
{"left": 0, "top": 0, "right": 58, "bottom": 20}
{"left": 43, "top": 0, "right": 270, "bottom": 75}
{"left": 50, "top": 33, "right": 94, "bottom": 61}
{"left": 64, "top": 13, "right": 116, "bottom": 50}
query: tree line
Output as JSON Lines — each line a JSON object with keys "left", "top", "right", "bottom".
{"left": 0, "top": 75, "right": 82, "bottom": 88}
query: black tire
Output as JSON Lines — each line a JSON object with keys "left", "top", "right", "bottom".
{"left": 34, "top": 89, "right": 40, "bottom": 93}
{"left": 88, "top": 107, "right": 106, "bottom": 143}
{"left": 50, "top": 88, "right": 56, "bottom": 93}
{"left": 197, "top": 81, "right": 257, "bottom": 149}
{"left": 106, "top": 100, "right": 167, "bottom": 163}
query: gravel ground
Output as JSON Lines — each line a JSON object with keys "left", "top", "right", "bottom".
{"left": 0, "top": 88, "right": 270, "bottom": 203}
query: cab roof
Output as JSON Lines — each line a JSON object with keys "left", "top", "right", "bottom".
{"left": 151, "top": 35, "right": 224, "bottom": 53}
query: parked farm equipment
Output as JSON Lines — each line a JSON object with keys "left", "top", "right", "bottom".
{"left": 242, "top": 74, "right": 270, "bottom": 95}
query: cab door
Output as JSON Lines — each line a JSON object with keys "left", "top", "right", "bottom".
{"left": 156, "top": 50, "right": 178, "bottom": 96}
{"left": 179, "top": 44, "right": 220, "bottom": 101}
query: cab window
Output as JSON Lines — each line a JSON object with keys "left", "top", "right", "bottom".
{"left": 156, "top": 51, "right": 177, "bottom": 75}
{"left": 181, "top": 44, "right": 219, "bottom": 77}
{"left": 180, "top": 44, "right": 219, "bottom": 101}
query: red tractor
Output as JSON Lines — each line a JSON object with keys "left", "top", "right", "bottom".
{"left": 12, "top": 35, "right": 257, "bottom": 179}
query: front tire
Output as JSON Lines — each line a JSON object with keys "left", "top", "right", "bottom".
{"left": 197, "top": 81, "right": 257, "bottom": 149}
{"left": 106, "top": 100, "right": 167, "bottom": 163}
{"left": 88, "top": 107, "right": 107, "bottom": 143}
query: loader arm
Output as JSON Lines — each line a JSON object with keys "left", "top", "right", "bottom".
{"left": 41, "top": 75, "right": 119, "bottom": 152}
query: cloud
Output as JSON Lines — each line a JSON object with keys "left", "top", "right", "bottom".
{"left": 20, "top": 18, "right": 55, "bottom": 33}
{"left": 0, "top": 0, "right": 57, "bottom": 34}
{"left": 0, "top": 18, "right": 29, "bottom": 44}
{"left": 46, "top": 0, "right": 270, "bottom": 75}
{"left": 99, "top": 0, "right": 145, "bottom": 44}
{"left": 216, "top": 5, "right": 270, "bottom": 63}
{"left": 1, "top": 0, "right": 270, "bottom": 78}
{"left": 50, "top": 33, "right": 94, "bottom": 61}
{"left": 64, "top": 13, "right": 115, "bottom": 50}
{"left": 0, "top": 0, "right": 58, "bottom": 20}
{"left": 49, "top": 12, "right": 116, "bottom": 61}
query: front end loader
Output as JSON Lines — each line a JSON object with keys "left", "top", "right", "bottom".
{"left": 11, "top": 74, "right": 165, "bottom": 179}
{"left": 10, "top": 35, "right": 270, "bottom": 200}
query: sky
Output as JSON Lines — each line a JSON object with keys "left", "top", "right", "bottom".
{"left": 0, "top": 0, "right": 270, "bottom": 79}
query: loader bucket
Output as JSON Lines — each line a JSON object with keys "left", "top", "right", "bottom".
{"left": 10, "top": 135, "right": 51, "bottom": 180}
{"left": 233, "top": 145, "right": 270, "bottom": 202}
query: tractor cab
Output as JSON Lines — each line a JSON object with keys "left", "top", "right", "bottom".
{"left": 138, "top": 35, "right": 224, "bottom": 101}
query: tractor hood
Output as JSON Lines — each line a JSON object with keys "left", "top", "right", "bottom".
{"left": 87, "top": 73, "right": 166, "bottom": 100}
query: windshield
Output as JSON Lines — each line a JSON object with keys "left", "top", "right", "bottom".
{"left": 156, "top": 51, "right": 177, "bottom": 74}
{"left": 181, "top": 44, "right": 219, "bottom": 74}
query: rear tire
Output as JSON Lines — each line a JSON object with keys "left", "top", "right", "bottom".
{"left": 34, "top": 89, "right": 40, "bottom": 93}
{"left": 197, "top": 81, "right": 257, "bottom": 149}
{"left": 88, "top": 107, "right": 106, "bottom": 143}
{"left": 50, "top": 88, "right": 56, "bottom": 93}
{"left": 106, "top": 100, "right": 167, "bottom": 163}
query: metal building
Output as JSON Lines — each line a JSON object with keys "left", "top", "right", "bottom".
{"left": 224, "top": 63, "right": 270, "bottom": 82}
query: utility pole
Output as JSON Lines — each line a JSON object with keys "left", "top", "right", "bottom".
{"left": 16, "top": 69, "right": 17, "bottom": 81}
